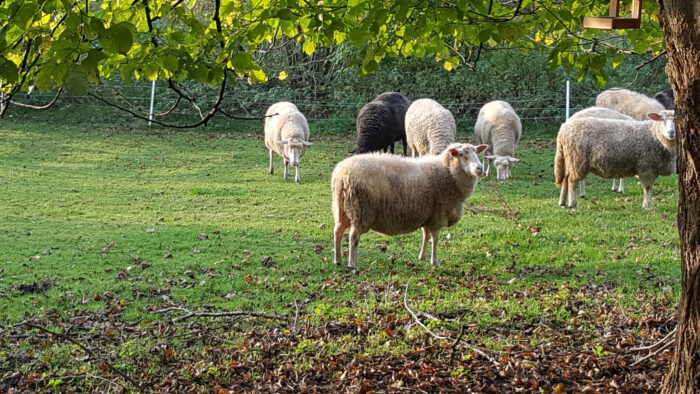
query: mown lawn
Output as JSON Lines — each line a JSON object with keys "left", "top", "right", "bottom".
{"left": 0, "top": 119, "right": 681, "bottom": 392}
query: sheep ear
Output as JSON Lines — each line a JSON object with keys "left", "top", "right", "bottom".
{"left": 302, "top": 141, "right": 312, "bottom": 146}
{"left": 648, "top": 113, "right": 662, "bottom": 121}
{"left": 485, "top": 155, "right": 496, "bottom": 159}
{"left": 475, "top": 144, "right": 489, "bottom": 154}
{"left": 509, "top": 157, "right": 521, "bottom": 163}
{"left": 277, "top": 140, "right": 289, "bottom": 145}
{"left": 448, "top": 148, "right": 460, "bottom": 157}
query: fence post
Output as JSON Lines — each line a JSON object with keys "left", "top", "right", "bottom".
{"left": 565, "top": 80, "right": 570, "bottom": 121}
{"left": 148, "top": 80, "right": 156, "bottom": 125}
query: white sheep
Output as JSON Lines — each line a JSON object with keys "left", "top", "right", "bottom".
{"left": 405, "top": 98, "right": 456, "bottom": 157}
{"left": 555, "top": 110, "right": 676, "bottom": 210}
{"left": 331, "top": 143, "right": 488, "bottom": 271}
{"left": 595, "top": 89, "right": 666, "bottom": 194}
{"left": 473, "top": 100, "right": 522, "bottom": 180}
{"left": 596, "top": 88, "right": 666, "bottom": 121}
{"left": 567, "top": 107, "right": 633, "bottom": 196}
{"left": 264, "top": 102, "right": 311, "bottom": 182}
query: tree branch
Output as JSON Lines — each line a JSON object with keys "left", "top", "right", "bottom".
{"left": 403, "top": 282, "right": 498, "bottom": 365}
{"left": 20, "top": 321, "right": 141, "bottom": 389}
{"left": 9, "top": 88, "right": 63, "bottom": 109}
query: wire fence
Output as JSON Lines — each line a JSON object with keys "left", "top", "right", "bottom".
{"left": 7, "top": 80, "right": 599, "bottom": 127}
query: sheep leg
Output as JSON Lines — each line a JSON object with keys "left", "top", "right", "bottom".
{"left": 418, "top": 227, "right": 429, "bottom": 261}
{"left": 559, "top": 175, "right": 569, "bottom": 207}
{"left": 429, "top": 228, "right": 441, "bottom": 269}
{"left": 483, "top": 155, "right": 490, "bottom": 177}
{"left": 640, "top": 178, "right": 654, "bottom": 210}
{"left": 348, "top": 227, "right": 361, "bottom": 272}
{"left": 283, "top": 159, "right": 289, "bottom": 180}
{"left": 333, "top": 220, "right": 349, "bottom": 266}
{"left": 611, "top": 178, "right": 617, "bottom": 192}
{"left": 389, "top": 142, "right": 395, "bottom": 154}
{"left": 268, "top": 149, "right": 274, "bottom": 174}
{"left": 402, "top": 138, "right": 407, "bottom": 156}
{"left": 579, "top": 181, "right": 586, "bottom": 199}
{"left": 617, "top": 178, "right": 625, "bottom": 194}
{"left": 294, "top": 165, "right": 301, "bottom": 183}
{"left": 567, "top": 178, "right": 578, "bottom": 208}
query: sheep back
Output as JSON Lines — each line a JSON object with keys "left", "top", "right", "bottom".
{"left": 355, "top": 92, "right": 410, "bottom": 154}
{"left": 568, "top": 106, "right": 633, "bottom": 121}
{"left": 331, "top": 147, "right": 477, "bottom": 236}
{"left": 595, "top": 88, "right": 665, "bottom": 120}
{"left": 405, "top": 98, "right": 456, "bottom": 156}
{"left": 559, "top": 117, "right": 675, "bottom": 182}
{"left": 474, "top": 100, "right": 521, "bottom": 157}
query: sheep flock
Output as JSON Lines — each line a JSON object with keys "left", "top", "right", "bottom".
{"left": 261, "top": 87, "right": 677, "bottom": 271}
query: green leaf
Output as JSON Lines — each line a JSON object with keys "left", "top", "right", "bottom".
{"left": 13, "top": 1, "right": 39, "bottom": 32}
{"left": 247, "top": 67, "right": 268, "bottom": 84}
{"left": 0, "top": 57, "right": 19, "bottom": 83}
{"left": 302, "top": 39, "right": 316, "bottom": 55}
{"left": 230, "top": 52, "right": 255, "bottom": 72}
{"left": 65, "top": 66, "right": 89, "bottom": 95}
{"left": 163, "top": 54, "right": 179, "bottom": 72}
{"left": 612, "top": 52, "right": 624, "bottom": 69}
{"left": 101, "top": 22, "right": 134, "bottom": 54}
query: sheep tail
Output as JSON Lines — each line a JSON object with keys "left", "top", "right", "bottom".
{"left": 554, "top": 126, "right": 566, "bottom": 188}
{"left": 331, "top": 176, "right": 345, "bottom": 224}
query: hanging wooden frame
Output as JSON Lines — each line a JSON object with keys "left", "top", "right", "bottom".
{"left": 583, "top": 0, "right": 643, "bottom": 29}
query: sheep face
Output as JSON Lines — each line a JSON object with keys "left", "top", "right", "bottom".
{"left": 486, "top": 155, "right": 520, "bottom": 180}
{"left": 277, "top": 139, "right": 311, "bottom": 167}
{"left": 448, "top": 144, "right": 488, "bottom": 177}
{"left": 649, "top": 110, "right": 676, "bottom": 141}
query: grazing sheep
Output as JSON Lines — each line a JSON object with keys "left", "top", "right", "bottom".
{"left": 654, "top": 88, "right": 675, "bottom": 110}
{"left": 332, "top": 143, "right": 488, "bottom": 271}
{"left": 264, "top": 102, "right": 311, "bottom": 182}
{"left": 596, "top": 88, "right": 665, "bottom": 121}
{"left": 405, "top": 98, "right": 456, "bottom": 157}
{"left": 555, "top": 110, "right": 676, "bottom": 210}
{"left": 473, "top": 100, "right": 522, "bottom": 180}
{"left": 567, "top": 107, "right": 634, "bottom": 196}
{"left": 354, "top": 92, "right": 410, "bottom": 155}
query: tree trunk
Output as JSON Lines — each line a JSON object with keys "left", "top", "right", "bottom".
{"left": 659, "top": 1, "right": 700, "bottom": 393}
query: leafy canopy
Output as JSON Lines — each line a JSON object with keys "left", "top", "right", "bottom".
{"left": 0, "top": 0, "right": 665, "bottom": 97}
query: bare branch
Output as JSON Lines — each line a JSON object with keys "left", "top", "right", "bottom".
{"left": 20, "top": 321, "right": 141, "bottom": 389}
{"left": 403, "top": 282, "right": 499, "bottom": 365}
{"left": 9, "top": 88, "right": 62, "bottom": 109}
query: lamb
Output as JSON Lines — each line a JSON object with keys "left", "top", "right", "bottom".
{"left": 353, "top": 92, "right": 410, "bottom": 155}
{"left": 654, "top": 88, "right": 675, "bottom": 110}
{"left": 332, "top": 143, "right": 488, "bottom": 271}
{"left": 554, "top": 110, "right": 676, "bottom": 210}
{"left": 473, "top": 100, "right": 522, "bottom": 180}
{"left": 405, "top": 98, "right": 456, "bottom": 157}
{"left": 264, "top": 101, "right": 311, "bottom": 183}
{"left": 566, "top": 107, "right": 633, "bottom": 195}
{"left": 596, "top": 88, "right": 665, "bottom": 121}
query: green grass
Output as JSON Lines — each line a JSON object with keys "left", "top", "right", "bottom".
{"left": 0, "top": 119, "right": 680, "bottom": 328}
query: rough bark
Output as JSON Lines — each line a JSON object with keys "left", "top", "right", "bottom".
{"left": 658, "top": 1, "right": 700, "bottom": 393}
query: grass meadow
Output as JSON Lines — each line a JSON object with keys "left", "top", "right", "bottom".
{"left": 0, "top": 118, "right": 681, "bottom": 391}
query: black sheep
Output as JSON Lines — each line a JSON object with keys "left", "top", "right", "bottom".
{"left": 654, "top": 88, "right": 675, "bottom": 110}
{"left": 353, "top": 92, "right": 410, "bottom": 155}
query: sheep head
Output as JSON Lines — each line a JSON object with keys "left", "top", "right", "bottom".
{"left": 648, "top": 110, "right": 676, "bottom": 141}
{"left": 485, "top": 155, "right": 520, "bottom": 180}
{"left": 447, "top": 143, "right": 488, "bottom": 177}
{"left": 277, "top": 139, "right": 311, "bottom": 167}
